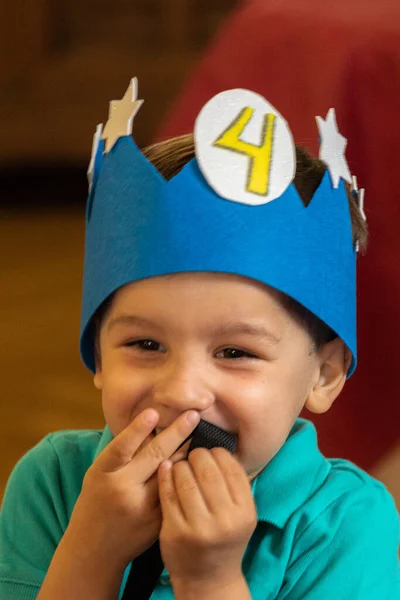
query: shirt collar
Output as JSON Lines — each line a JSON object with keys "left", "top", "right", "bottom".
{"left": 95, "top": 418, "right": 329, "bottom": 531}
{"left": 251, "top": 418, "right": 330, "bottom": 529}
{"left": 94, "top": 424, "right": 114, "bottom": 459}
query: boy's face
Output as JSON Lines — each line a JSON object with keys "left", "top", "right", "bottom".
{"left": 95, "top": 273, "right": 332, "bottom": 480}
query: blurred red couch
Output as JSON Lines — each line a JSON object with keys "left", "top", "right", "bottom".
{"left": 157, "top": 0, "right": 400, "bottom": 470}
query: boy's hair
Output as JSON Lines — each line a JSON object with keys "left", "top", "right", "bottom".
{"left": 95, "top": 134, "right": 368, "bottom": 354}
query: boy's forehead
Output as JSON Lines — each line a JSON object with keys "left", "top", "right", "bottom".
{"left": 107, "top": 273, "right": 293, "bottom": 336}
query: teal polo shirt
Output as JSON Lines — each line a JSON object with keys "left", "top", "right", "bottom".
{"left": 0, "top": 418, "right": 399, "bottom": 599}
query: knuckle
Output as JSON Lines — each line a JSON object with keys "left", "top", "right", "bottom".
{"left": 200, "top": 465, "right": 220, "bottom": 484}
{"left": 182, "top": 525, "right": 210, "bottom": 547}
{"left": 218, "top": 514, "right": 236, "bottom": 534}
{"left": 195, "top": 534, "right": 212, "bottom": 549}
{"left": 163, "top": 489, "right": 178, "bottom": 504}
{"left": 199, "top": 526, "right": 223, "bottom": 548}
{"left": 178, "top": 476, "right": 197, "bottom": 493}
{"left": 146, "top": 439, "right": 166, "bottom": 463}
{"left": 108, "top": 444, "right": 130, "bottom": 465}
{"left": 113, "top": 494, "right": 134, "bottom": 519}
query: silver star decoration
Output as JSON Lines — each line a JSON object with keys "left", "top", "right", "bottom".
{"left": 352, "top": 175, "right": 367, "bottom": 221}
{"left": 87, "top": 123, "right": 103, "bottom": 191}
{"left": 101, "top": 77, "right": 143, "bottom": 153}
{"left": 316, "top": 108, "right": 352, "bottom": 188}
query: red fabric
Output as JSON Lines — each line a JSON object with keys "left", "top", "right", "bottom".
{"left": 157, "top": 0, "right": 400, "bottom": 470}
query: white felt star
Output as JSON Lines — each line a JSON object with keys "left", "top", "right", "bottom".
{"left": 101, "top": 78, "right": 143, "bottom": 153}
{"left": 316, "top": 108, "right": 352, "bottom": 188}
{"left": 87, "top": 123, "right": 103, "bottom": 190}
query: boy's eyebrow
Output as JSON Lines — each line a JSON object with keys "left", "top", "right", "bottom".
{"left": 107, "top": 315, "right": 161, "bottom": 333}
{"left": 211, "top": 321, "right": 282, "bottom": 345}
{"left": 107, "top": 315, "right": 281, "bottom": 344}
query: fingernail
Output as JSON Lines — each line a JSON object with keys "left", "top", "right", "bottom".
{"left": 186, "top": 411, "right": 200, "bottom": 426}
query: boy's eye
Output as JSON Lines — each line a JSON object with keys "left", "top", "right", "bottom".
{"left": 124, "top": 341, "right": 257, "bottom": 359}
{"left": 125, "top": 339, "right": 166, "bottom": 352}
{"left": 215, "top": 348, "right": 257, "bottom": 360}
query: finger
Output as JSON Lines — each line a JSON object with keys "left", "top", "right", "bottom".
{"left": 209, "top": 447, "right": 253, "bottom": 506}
{"left": 158, "top": 460, "right": 185, "bottom": 525}
{"left": 95, "top": 408, "right": 159, "bottom": 472}
{"left": 129, "top": 410, "right": 200, "bottom": 483}
{"left": 188, "top": 448, "right": 232, "bottom": 513}
{"left": 171, "top": 459, "right": 210, "bottom": 522}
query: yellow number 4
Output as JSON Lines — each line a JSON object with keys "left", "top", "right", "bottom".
{"left": 213, "top": 107, "right": 276, "bottom": 196}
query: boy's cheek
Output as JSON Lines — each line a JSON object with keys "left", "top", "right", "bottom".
{"left": 101, "top": 379, "right": 150, "bottom": 435}
{"left": 236, "top": 396, "right": 302, "bottom": 469}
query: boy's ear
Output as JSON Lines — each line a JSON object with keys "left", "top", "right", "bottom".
{"left": 305, "top": 337, "right": 352, "bottom": 414}
{"left": 93, "top": 344, "right": 103, "bottom": 391}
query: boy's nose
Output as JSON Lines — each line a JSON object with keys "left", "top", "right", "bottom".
{"left": 152, "top": 361, "right": 215, "bottom": 414}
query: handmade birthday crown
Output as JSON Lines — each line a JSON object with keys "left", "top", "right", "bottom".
{"left": 81, "top": 78, "right": 366, "bottom": 376}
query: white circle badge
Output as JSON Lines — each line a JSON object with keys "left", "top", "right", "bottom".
{"left": 194, "top": 89, "right": 296, "bottom": 206}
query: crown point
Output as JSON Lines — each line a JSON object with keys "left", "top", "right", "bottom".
{"left": 101, "top": 78, "right": 143, "bottom": 153}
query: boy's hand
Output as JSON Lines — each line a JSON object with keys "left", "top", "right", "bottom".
{"left": 158, "top": 447, "right": 257, "bottom": 588}
{"left": 64, "top": 409, "right": 200, "bottom": 570}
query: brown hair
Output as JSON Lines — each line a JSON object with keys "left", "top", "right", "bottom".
{"left": 96, "top": 134, "right": 368, "bottom": 352}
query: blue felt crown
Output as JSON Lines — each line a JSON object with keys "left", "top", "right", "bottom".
{"left": 80, "top": 92, "right": 357, "bottom": 376}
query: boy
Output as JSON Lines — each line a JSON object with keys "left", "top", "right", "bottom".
{"left": 0, "top": 79, "right": 398, "bottom": 600}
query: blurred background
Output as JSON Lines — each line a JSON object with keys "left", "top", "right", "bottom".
{"left": 1, "top": 0, "right": 399, "bottom": 507}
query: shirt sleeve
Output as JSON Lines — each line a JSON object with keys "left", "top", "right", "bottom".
{"left": 277, "top": 483, "right": 400, "bottom": 600}
{"left": 0, "top": 436, "right": 67, "bottom": 600}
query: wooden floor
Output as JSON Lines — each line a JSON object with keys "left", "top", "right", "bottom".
{"left": 1, "top": 206, "right": 399, "bottom": 508}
